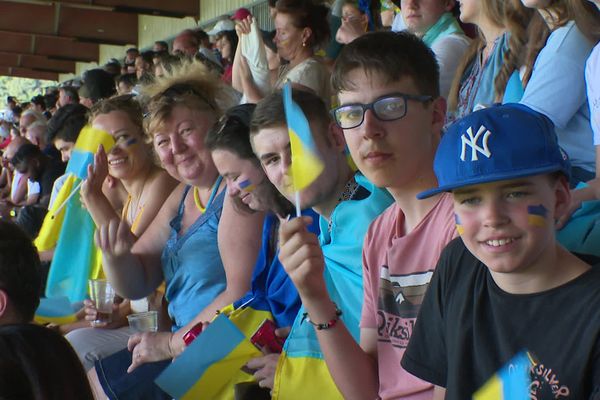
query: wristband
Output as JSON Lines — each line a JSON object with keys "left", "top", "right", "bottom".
{"left": 301, "top": 303, "right": 342, "bottom": 330}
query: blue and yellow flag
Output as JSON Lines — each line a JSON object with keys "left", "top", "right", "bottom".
{"left": 282, "top": 81, "right": 324, "bottom": 191}
{"left": 156, "top": 301, "right": 272, "bottom": 400}
{"left": 38, "top": 126, "right": 114, "bottom": 304}
{"left": 473, "top": 351, "right": 530, "bottom": 400}
{"left": 34, "top": 296, "right": 78, "bottom": 325}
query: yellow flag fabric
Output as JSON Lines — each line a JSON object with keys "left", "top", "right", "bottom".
{"left": 272, "top": 355, "right": 343, "bottom": 400}
{"left": 283, "top": 81, "right": 324, "bottom": 191}
{"left": 156, "top": 303, "right": 273, "bottom": 400}
{"left": 34, "top": 174, "right": 76, "bottom": 251}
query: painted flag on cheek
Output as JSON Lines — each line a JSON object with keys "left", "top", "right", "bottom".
{"left": 282, "top": 81, "right": 324, "bottom": 192}
{"left": 454, "top": 213, "right": 464, "bottom": 235}
{"left": 473, "top": 351, "right": 530, "bottom": 400}
{"left": 37, "top": 126, "right": 114, "bottom": 305}
{"left": 527, "top": 204, "right": 548, "bottom": 228}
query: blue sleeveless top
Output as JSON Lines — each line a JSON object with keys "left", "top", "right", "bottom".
{"left": 161, "top": 180, "right": 226, "bottom": 331}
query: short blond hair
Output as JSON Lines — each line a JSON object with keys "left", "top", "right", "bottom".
{"left": 141, "top": 59, "right": 238, "bottom": 138}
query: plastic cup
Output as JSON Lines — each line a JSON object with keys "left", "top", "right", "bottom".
{"left": 127, "top": 311, "right": 158, "bottom": 333}
{"left": 88, "top": 279, "right": 115, "bottom": 327}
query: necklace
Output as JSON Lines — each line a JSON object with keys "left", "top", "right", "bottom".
{"left": 192, "top": 176, "right": 222, "bottom": 213}
{"left": 327, "top": 176, "right": 359, "bottom": 234}
{"left": 193, "top": 186, "right": 206, "bottom": 213}
{"left": 123, "top": 169, "right": 153, "bottom": 232}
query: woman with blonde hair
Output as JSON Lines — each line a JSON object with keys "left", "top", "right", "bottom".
{"left": 64, "top": 95, "right": 178, "bottom": 371}
{"left": 447, "top": 0, "right": 540, "bottom": 121}
{"left": 87, "top": 61, "right": 264, "bottom": 399}
{"left": 519, "top": 0, "right": 600, "bottom": 207}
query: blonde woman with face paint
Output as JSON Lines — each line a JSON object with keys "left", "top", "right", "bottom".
{"left": 65, "top": 95, "right": 178, "bottom": 372}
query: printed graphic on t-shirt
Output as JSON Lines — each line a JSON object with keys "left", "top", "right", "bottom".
{"left": 527, "top": 351, "right": 571, "bottom": 399}
{"left": 376, "top": 266, "right": 433, "bottom": 348}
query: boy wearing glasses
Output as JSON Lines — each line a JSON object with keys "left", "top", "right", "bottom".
{"left": 278, "top": 31, "right": 456, "bottom": 399}
{"left": 402, "top": 104, "right": 600, "bottom": 398}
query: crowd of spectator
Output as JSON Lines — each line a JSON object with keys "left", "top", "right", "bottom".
{"left": 0, "top": 0, "right": 599, "bottom": 398}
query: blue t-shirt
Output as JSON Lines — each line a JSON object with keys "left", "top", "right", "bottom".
{"left": 283, "top": 173, "right": 394, "bottom": 357}
{"left": 521, "top": 21, "right": 595, "bottom": 173}
{"left": 234, "top": 209, "right": 321, "bottom": 328}
{"left": 162, "top": 184, "right": 227, "bottom": 331}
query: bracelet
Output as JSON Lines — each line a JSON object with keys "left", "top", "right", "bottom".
{"left": 301, "top": 303, "right": 342, "bottom": 330}
{"left": 167, "top": 333, "right": 175, "bottom": 357}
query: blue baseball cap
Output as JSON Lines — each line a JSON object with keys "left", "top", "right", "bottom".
{"left": 417, "top": 104, "right": 571, "bottom": 199}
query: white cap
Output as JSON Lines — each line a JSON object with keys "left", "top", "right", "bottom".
{"left": 206, "top": 19, "right": 235, "bottom": 36}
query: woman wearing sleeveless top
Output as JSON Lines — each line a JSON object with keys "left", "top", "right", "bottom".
{"left": 65, "top": 95, "right": 178, "bottom": 371}
{"left": 87, "top": 61, "right": 264, "bottom": 399}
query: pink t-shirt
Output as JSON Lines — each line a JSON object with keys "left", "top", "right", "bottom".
{"left": 360, "top": 194, "right": 457, "bottom": 399}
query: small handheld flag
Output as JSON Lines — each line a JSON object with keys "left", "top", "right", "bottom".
{"left": 473, "top": 351, "right": 530, "bottom": 400}
{"left": 282, "top": 81, "right": 324, "bottom": 216}
{"left": 40, "top": 125, "right": 114, "bottom": 303}
{"left": 156, "top": 303, "right": 272, "bottom": 400}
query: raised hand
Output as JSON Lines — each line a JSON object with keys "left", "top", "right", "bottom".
{"left": 95, "top": 217, "right": 134, "bottom": 260}
{"left": 235, "top": 15, "right": 253, "bottom": 36}
{"left": 278, "top": 216, "right": 328, "bottom": 301}
{"left": 81, "top": 145, "right": 109, "bottom": 206}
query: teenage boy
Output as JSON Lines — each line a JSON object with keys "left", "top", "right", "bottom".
{"left": 248, "top": 89, "right": 393, "bottom": 398}
{"left": 278, "top": 31, "right": 456, "bottom": 399}
{"left": 402, "top": 104, "right": 600, "bottom": 399}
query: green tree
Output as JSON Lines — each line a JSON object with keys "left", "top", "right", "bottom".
{"left": 0, "top": 76, "right": 57, "bottom": 105}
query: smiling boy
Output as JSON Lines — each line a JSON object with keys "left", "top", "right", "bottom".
{"left": 402, "top": 104, "right": 600, "bottom": 399}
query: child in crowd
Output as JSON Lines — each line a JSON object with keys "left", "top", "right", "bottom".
{"left": 278, "top": 31, "right": 456, "bottom": 399}
{"left": 402, "top": 103, "right": 600, "bottom": 398}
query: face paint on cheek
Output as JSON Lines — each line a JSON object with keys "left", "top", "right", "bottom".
{"left": 124, "top": 137, "right": 139, "bottom": 147}
{"left": 238, "top": 179, "right": 256, "bottom": 192}
{"left": 527, "top": 204, "right": 548, "bottom": 227}
{"left": 454, "top": 213, "right": 464, "bottom": 235}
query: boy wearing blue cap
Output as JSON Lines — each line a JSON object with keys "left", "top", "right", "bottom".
{"left": 402, "top": 104, "right": 600, "bottom": 399}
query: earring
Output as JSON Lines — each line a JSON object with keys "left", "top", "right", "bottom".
{"left": 302, "top": 41, "right": 307, "bottom": 47}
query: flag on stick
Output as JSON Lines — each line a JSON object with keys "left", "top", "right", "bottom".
{"left": 282, "top": 82, "right": 324, "bottom": 216}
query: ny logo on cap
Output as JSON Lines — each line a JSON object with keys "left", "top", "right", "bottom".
{"left": 460, "top": 125, "right": 492, "bottom": 161}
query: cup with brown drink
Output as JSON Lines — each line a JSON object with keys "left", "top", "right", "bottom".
{"left": 88, "top": 279, "right": 116, "bottom": 327}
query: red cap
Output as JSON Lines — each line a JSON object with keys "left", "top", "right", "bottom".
{"left": 231, "top": 7, "right": 251, "bottom": 21}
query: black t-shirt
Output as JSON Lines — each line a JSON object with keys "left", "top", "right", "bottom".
{"left": 402, "top": 238, "right": 600, "bottom": 399}
{"left": 38, "top": 158, "right": 65, "bottom": 205}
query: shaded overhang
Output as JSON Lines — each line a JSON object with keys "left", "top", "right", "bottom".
{"left": 0, "top": 0, "right": 200, "bottom": 81}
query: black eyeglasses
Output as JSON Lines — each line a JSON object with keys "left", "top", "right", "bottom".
{"left": 331, "top": 93, "right": 433, "bottom": 129}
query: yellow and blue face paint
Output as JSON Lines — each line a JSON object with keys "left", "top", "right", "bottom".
{"left": 124, "top": 137, "right": 138, "bottom": 147}
{"left": 527, "top": 204, "right": 548, "bottom": 228}
{"left": 455, "top": 213, "right": 464, "bottom": 235}
{"left": 238, "top": 179, "right": 256, "bottom": 192}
